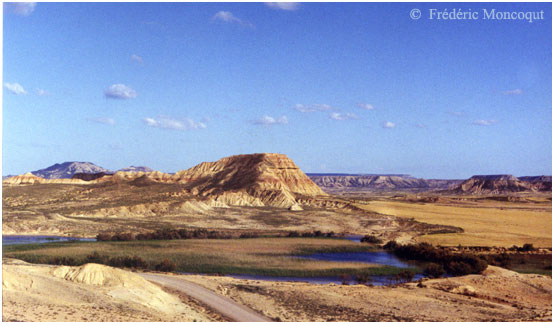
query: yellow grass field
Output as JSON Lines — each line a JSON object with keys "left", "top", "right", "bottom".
{"left": 357, "top": 199, "right": 552, "bottom": 248}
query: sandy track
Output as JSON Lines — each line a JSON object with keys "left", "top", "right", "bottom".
{"left": 140, "top": 273, "right": 271, "bottom": 322}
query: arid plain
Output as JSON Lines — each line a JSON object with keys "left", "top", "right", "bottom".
{"left": 3, "top": 153, "right": 552, "bottom": 321}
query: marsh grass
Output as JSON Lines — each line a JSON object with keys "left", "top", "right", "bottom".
{"left": 4, "top": 237, "right": 415, "bottom": 277}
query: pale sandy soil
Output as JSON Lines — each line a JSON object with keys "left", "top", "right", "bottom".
{"left": 183, "top": 266, "right": 552, "bottom": 321}
{"left": 3, "top": 258, "right": 552, "bottom": 321}
{"left": 2, "top": 259, "right": 212, "bottom": 322}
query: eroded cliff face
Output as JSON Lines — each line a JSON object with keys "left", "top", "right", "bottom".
{"left": 171, "top": 153, "right": 327, "bottom": 208}
{"left": 453, "top": 175, "right": 536, "bottom": 194}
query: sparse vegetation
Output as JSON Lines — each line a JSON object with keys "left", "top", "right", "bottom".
{"left": 423, "top": 263, "right": 445, "bottom": 278}
{"left": 360, "top": 235, "right": 383, "bottom": 244}
{"left": 385, "top": 241, "right": 488, "bottom": 276}
{"left": 4, "top": 237, "right": 410, "bottom": 278}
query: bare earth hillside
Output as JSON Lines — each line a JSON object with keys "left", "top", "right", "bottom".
{"left": 3, "top": 153, "right": 459, "bottom": 240}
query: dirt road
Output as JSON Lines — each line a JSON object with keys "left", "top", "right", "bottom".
{"left": 140, "top": 273, "right": 271, "bottom": 322}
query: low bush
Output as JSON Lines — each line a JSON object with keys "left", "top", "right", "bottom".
{"left": 360, "top": 235, "right": 383, "bottom": 244}
{"left": 395, "top": 270, "right": 415, "bottom": 282}
{"left": 85, "top": 251, "right": 108, "bottom": 264}
{"left": 423, "top": 263, "right": 445, "bottom": 278}
{"left": 51, "top": 256, "right": 78, "bottom": 266}
{"left": 155, "top": 259, "right": 176, "bottom": 272}
{"left": 107, "top": 256, "right": 148, "bottom": 269}
{"left": 385, "top": 241, "right": 488, "bottom": 277}
{"left": 354, "top": 273, "right": 371, "bottom": 284}
{"left": 287, "top": 231, "right": 300, "bottom": 237}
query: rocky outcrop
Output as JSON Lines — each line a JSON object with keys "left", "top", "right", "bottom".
{"left": 172, "top": 153, "right": 327, "bottom": 208}
{"left": 518, "top": 176, "right": 552, "bottom": 192}
{"left": 2, "top": 172, "right": 45, "bottom": 185}
{"left": 450, "top": 175, "right": 536, "bottom": 194}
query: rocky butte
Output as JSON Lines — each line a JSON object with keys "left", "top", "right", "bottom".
{"left": 3, "top": 153, "right": 327, "bottom": 210}
{"left": 449, "top": 174, "right": 551, "bottom": 194}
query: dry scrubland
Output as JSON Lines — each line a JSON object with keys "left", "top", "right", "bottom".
{"left": 355, "top": 196, "right": 552, "bottom": 247}
{"left": 175, "top": 266, "right": 551, "bottom": 321}
{"left": 3, "top": 258, "right": 551, "bottom": 322}
{"left": 2, "top": 182, "right": 455, "bottom": 244}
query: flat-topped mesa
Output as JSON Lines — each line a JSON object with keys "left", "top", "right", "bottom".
{"left": 454, "top": 174, "right": 533, "bottom": 194}
{"left": 172, "top": 153, "right": 327, "bottom": 207}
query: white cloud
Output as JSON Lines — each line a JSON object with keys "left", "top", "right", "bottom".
{"left": 131, "top": 54, "right": 143, "bottom": 64}
{"left": 382, "top": 121, "right": 396, "bottom": 129}
{"left": 472, "top": 119, "right": 498, "bottom": 126}
{"left": 5, "top": 2, "right": 37, "bottom": 16}
{"left": 143, "top": 116, "right": 207, "bottom": 131}
{"left": 253, "top": 115, "right": 288, "bottom": 126}
{"left": 357, "top": 103, "right": 375, "bottom": 110}
{"left": 212, "top": 11, "right": 254, "bottom": 28}
{"left": 4, "top": 82, "right": 27, "bottom": 95}
{"left": 36, "top": 88, "right": 49, "bottom": 96}
{"left": 503, "top": 88, "right": 523, "bottom": 95}
{"left": 329, "top": 112, "right": 359, "bottom": 121}
{"left": 295, "top": 103, "right": 333, "bottom": 113}
{"left": 265, "top": 2, "right": 299, "bottom": 10}
{"left": 87, "top": 117, "right": 116, "bottom": 125}
{"left": 104, "top": 84, "right": 137, "bottom": 99}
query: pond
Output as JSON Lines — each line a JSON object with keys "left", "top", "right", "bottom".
{"left": 3, "top": 234, "right": 425, "bottom": 285}
{"left": 293, "top": 251, "right": 413, "bottom": 269}
{"left": 2, "top": 235, "right": 95, "bottom": 245}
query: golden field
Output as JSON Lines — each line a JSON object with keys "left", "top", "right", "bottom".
{"left": 356, "top": 197, "right": 552, "bottom": 247}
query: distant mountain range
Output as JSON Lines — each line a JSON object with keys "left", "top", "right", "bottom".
{"left": 26, "top": 162, "right": 153, "bottom": 179}
{"left": 30, "top": 162, "right": 110, "bottom": 179}
{"left": 5, "top": 161, "right": 552, "bottom": 194}
{"left": 307, "top": 173, "right": 551, "bottom": 193}
{"left": 307, "top": 174, "right": 463, "bottom": 191}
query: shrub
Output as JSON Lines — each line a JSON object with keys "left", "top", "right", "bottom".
{"left": 360, "top": 235, "right": 383, "bottom": 244}
{"left": 520, "top": 243, "right": 536, "bottom": 252}
{"left": 354, "top": 273, "right": 371, "bottom": 284}
{"left": 395, "top": 270, "right": 415, "bottom": 283}
{"left": 96, "top": 233, "right": 112, "bottom": 241}
{"left": 383, "top": 240, "right": 399, "bottom": 251}
{"left": 85, "top": 251, "right": 108, "bottom": 264}
{"left": 111, "top": 232, "right": 135, "bottom": 241}
{"left": 423, "top": 263, "right": 445, "bottom": 278}
{"left": 108, "top": 256, "right": 148, "bottom": 269}
{"left": 287, "top": 231, "right": 300, "bottom": 237}
{"left": 239, "top": 232, "right": 259, "bottom": 239}
{"left": 154, "top": 259, "right": 176, "bottom": 272}
{"left": 338, "top": 274, "right": 351, "bottom": 285}
{"left": 51, "top": 256, "right": 78, "bottom": 266}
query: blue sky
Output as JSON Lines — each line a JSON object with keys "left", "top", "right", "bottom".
{"left": 3, "top": 2, "right": 552, "bottom": 178}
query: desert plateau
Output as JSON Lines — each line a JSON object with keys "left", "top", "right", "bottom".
{"left": 2, "top": 153, "right": 552, "bottom": 321}
{"left": 3, "top": 2, "right": 552, "bottom": 322}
